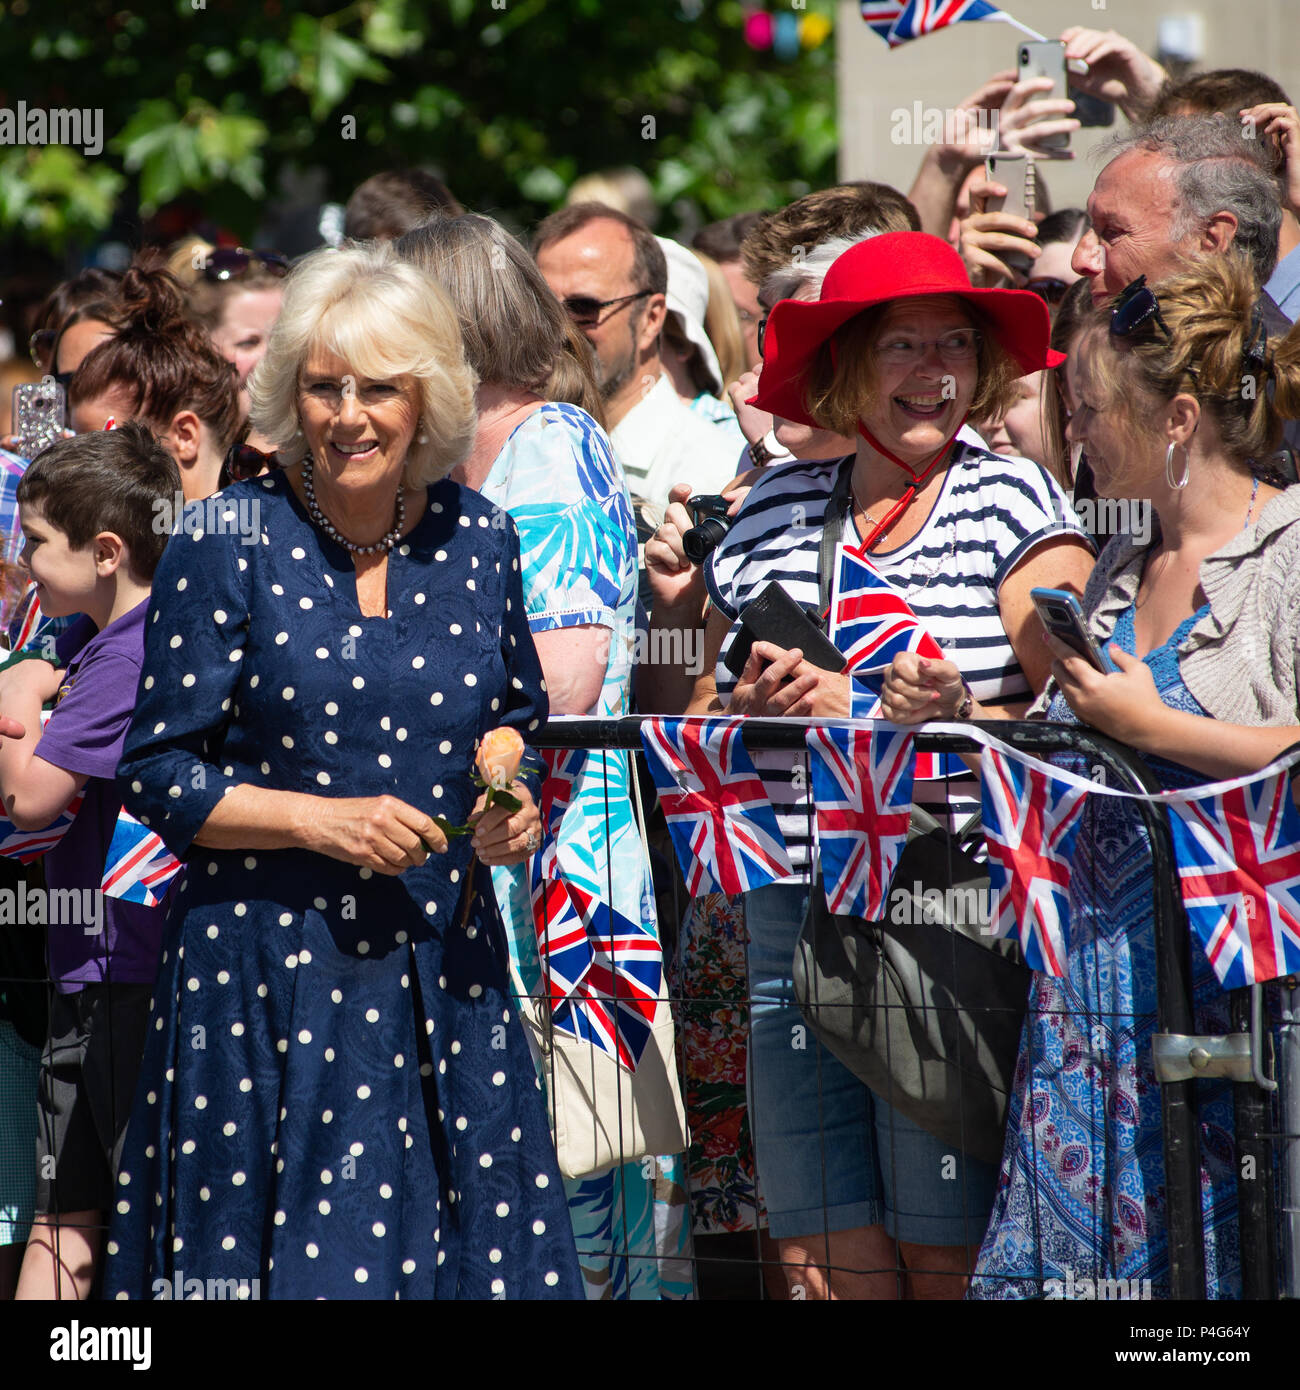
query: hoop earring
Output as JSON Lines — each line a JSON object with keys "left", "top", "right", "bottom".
{"left": 1165, "top": 441, "right": 1190, "bottom": 490}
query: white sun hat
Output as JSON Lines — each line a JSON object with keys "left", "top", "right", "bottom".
{"left": 656, "top": 234, "right": 724, "bottom": 395}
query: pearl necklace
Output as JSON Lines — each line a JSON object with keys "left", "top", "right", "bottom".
{"left": 302, "top": 459, "right": 406, "bottom": 556}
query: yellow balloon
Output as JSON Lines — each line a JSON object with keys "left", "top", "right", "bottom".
{"left": 799, "top": 13, "right": 832, "bottom": 49}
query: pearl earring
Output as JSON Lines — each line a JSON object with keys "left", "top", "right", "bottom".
{"left": 417, "top": 431, "right": 429, "bottom": 444}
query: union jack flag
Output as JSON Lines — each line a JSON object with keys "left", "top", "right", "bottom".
{"left": 100, "top": 809, "right": 182, "bottom": 907}
{"left": 807, "top": 725, "right": 914, "bottom": 920}
{"left": 830, "top": 544, "right": 962, "bottom": 780}
{"left": 1165, "top": 771, "right": 1300, "bottom": 988}
{"left": 862, "top": 0, "right": 1012, "bottom": 48}
{"left": 641, "top": 717, "right": 792, "bottom": 895}
{"left": 530, "top": 855, "right": 595, "bottom": 999}
{"left": 981, "top": 746, "right": 1088, "bottom": 976}
{"left": 549, "top": 881, "right": 662, "bottom": 1070}
{"left": 0, "top": 791, "right": 84, "bottom": 864}
{"left": 528, "top": 746, "right": 593, "bottom": 995}
{"left": 860, "top": 1, "right": 909, "bottom": 43}
{"left": 539, "top": 747, "right": 585, "bottom": 843}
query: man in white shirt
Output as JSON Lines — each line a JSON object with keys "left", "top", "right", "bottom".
{"left": 533, "top": 202, "right": 740, "bottom": 521}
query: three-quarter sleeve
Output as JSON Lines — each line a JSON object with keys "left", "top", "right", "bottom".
{"left": 494, "top": 518, "right": 549, "bottom": 803}
{"left": 117, "top": 523, "right": 251, "bottom": 857}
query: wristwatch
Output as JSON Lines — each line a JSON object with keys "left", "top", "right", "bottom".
{"left": 954, "top": 682, "right": 974, "bottom": 720}
{"left": 748, "top": 433, "right": 776, "bottom": 467}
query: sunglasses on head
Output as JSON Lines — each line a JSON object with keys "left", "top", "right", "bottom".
{"left": 201, "top": 248, "right": 290, "bottom": 283}
{"left": 224, "top": 441, "right": 278, "bottom": 481}
{"left": 1110, "top": 276, "right": 1173, "bottom": 342}
{"left": 1110, "top": 275, "right": 1199, "bottom": 385}
{"left": 560, "top": 289, "right": 652, "bottom": 327}
{"left": 1025, "top": 277, "right": 1071, "bottom": 306}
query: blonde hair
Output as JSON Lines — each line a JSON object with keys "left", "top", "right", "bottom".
{"left": 247, "top": 243, "right": 478, "bottom": 486}
{"left": 696, "top": 250, "right": 746, "bottom": 390}
{"left": 1082, "top": 255, "right": 1300, "bottom": 472}
{"left": 805, "top": 296, "right": 1021, "bottom": 438}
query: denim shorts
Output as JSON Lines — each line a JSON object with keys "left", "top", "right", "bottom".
{"left": 745, "top": 880, "right": 996, "bottom": 1246}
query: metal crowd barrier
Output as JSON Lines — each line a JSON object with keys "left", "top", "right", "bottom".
{"left": 535, "top": 715, "right": 1291, "bottom": 1301}
{"left": 0, "top": 717, "right": 1289, "bottom": 1300}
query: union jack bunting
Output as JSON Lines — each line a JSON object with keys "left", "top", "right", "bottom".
{"left": 640, "top": 716, "right": 792, "bottom": 895}
{"left": 981, "top": 745, "right": 1088, "bottom": 976}
{"left": 0, "top": 791, "right": 84, "bottom": 864}
{"left": 807, "top": 725, "right": 914, "bottom": 920}
{"left": 549, "top": 881, "right": 662, "bottom": 1070}
{"left": 831, "top": 544, "right": 962, "bottom": 780}
{"left": 101, "top": 809, "right": 182, "bottom": 907}
{"left": 862, "top": 0, "right": 1012, "bottom": 48}
{"left": 1164, "top": 771, "right": 1300, "bottom": 988}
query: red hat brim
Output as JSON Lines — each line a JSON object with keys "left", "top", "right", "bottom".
{"left": 750, "top": 232, "right": 1063, "bottom": 429}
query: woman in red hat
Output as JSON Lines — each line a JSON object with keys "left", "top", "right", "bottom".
{"left": 684, "top": 231, "right": 1096, "bottom": 1299}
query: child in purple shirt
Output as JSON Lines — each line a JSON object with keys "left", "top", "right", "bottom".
{"left": 0, "top": 424, "right": 181, "bottom": 1300}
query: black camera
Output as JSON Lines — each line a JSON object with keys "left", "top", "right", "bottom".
{"left": 681, "top": 494, "right": 732, "bottom": 564}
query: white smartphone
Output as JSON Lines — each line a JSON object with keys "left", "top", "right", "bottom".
{"left": 12, "top": 380, "right": 66, "bottom": 460}
{"left": 1016, "top": 38, "right": 1070, "bottom": 153}
{"left": 983, "top": 152, "right": 1038, "bottom": 275}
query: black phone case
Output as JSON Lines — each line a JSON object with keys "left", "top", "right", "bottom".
{"left": 724, "top": 581, "right": 847, "bottom": 678}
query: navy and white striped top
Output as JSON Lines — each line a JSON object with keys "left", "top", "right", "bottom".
{"left": 705, "top": 442, "right": 1093, "bottom": 874}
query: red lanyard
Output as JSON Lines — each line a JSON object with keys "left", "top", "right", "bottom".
{"left": 847, "top": 418, "right": 965, "bottom": 555}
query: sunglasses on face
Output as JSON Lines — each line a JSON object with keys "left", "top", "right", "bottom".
{"left": 224, "top": 441, "right": 278, "bottom": 481}
{"left": 201, "top": 248, "right": 290, "bottom": 283}
{"left": 1026, "top": 277, "right": 1071, "bottom": 306}
{"left": 560, "top": 289, "right": 652, "bottom": 327}
{"left": 28, "top": 328, "right": 56, "bottom": 368}
{"left": 757, "top": 313, "right": 770, "bottom": 357}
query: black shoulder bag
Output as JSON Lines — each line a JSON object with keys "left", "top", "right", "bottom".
{"left": 790, "top": 460, "right": 1032, "bottom": 1165}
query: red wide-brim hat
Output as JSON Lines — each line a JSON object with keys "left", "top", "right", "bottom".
{"left": 752, "top": 231, "right": 1065, "bottom": 429}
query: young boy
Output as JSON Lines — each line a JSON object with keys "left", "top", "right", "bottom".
{"left": 1, "top": 423, "right": 180, "bottom": 1300}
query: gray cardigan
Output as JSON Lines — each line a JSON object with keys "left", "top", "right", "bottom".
{"left": 1031, "top": 485, "right": 1300, "bottom": 727}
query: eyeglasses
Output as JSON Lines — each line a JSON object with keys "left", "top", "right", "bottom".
{"left": 201, "top": 248, "right": 290, "bottom": 283}
{"left": 560, "top": 289, "right": 652, "bottom": 327}
{"left": 757, "top": 313, "right": 770, "bottom": 357}
{"left": 1026, "top": 278, "right": 1071, "bottom": 306}
{"left": 224, "top": 441, "right": 278, "bottom": 481}
{"left": 874, "top": 329, "right": 982, "bottom": 366}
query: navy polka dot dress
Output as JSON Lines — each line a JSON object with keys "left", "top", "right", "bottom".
{"left": 102, "top": 470, "right": 583, "bottom": 1300}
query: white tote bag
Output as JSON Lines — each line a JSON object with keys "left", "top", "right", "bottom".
{"left": 515, "top": 750, "right": 688, "bottom": 1180}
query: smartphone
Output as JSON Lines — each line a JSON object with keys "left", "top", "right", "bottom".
{"left": 1069, "top": 86, "right": 1115, "bottom": 129}
{"left": 984, "top": 152, "right": 1038, "bottom": 276}
{"left": 1031, "top": 587, "right": 1119, "bottom": 674}
{"left": 1017, "top": 39, "right": 1070, "bottom": 153}
{"left": 12, "top": 379, "right": 66, "bottom": 460}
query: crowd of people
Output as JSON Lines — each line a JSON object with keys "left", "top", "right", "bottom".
{"left": 0, "top": 22, "right": 1298, "bottom": 1301}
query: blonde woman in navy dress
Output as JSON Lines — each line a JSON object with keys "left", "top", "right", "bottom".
{"left": 103, "top": 244, "right": 583, "bottom": 1299}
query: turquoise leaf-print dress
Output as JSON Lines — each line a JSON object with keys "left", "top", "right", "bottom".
{"left": 483, "top": 402, "right": 694, "bottom": 1301}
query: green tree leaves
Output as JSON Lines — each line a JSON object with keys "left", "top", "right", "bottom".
{"left": 0, "top": 0, "right": 838, "bottom": 248}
